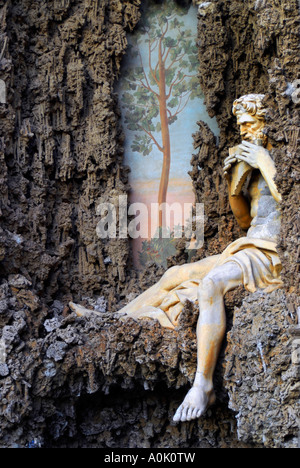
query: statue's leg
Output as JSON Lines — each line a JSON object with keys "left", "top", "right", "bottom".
{"left": 173, "top": 261, "right": 243, "bottom": 423}
{"left": 70, "top": 257, "right": 219, "bottom": 319}
{"left": 119, "top": 255, "right": 220, "bottom": 315}
{"left": 118, "top": 267, "right": 187, "bottom": 314}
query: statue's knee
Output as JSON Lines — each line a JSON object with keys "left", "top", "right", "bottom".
{"left": 198, "top": 274, "right": 223, "bottom": 301}
{"left": 160, "top": 265, "right": 181, "bottom": 286}
{"left": 199, "top": 276, "right": 214, "bottom": 296}
{"left": 170, "top": 265, "right": 181, "bottom": 275}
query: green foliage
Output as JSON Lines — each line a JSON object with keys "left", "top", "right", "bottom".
{"left": 138, "top": 224, "right": 198, "bottom": 268}
{"left": 138, "top": 227, "right": 178, "bottom": 268}
{"left": 131, "top": 134, "right": 153, "bottom": 156}
{"left": 120, "top": 0, "right": 204, "bottom": 155}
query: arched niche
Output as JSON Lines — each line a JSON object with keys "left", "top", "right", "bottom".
{"left": 117, "top": 0, "right": 219, "bottom": 270}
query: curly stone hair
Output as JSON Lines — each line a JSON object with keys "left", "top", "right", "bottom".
{"left": 232, "top": 94, "right": 267, "bottom": 120}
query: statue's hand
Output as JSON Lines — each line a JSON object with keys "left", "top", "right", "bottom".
{"left": 237, "top": 140, "right": 281, "bottom": 203}
{"left": 237, "top": 141, "right": 271, "bottom": 169}
{"left": 223, "top": 154, "right": 237, "bottom": 183}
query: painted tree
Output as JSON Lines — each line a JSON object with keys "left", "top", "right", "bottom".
{"left": 121, "top": 0, "right": 203, "bottom": 227}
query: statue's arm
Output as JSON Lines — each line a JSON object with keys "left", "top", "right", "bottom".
{"left": 237, "top": 141, "right": 282, "bottom": 203}
{"left": 256, "top": 155, "right": 282, "bottom": 203}
{"left": 223, "top": 155, "right": 252, "bottom": 230}
{"left": 228, "top": 187, "right": 252, "bottom": 230}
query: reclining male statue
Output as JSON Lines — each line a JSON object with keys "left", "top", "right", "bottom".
{"left": 70, "top": 94, "right": 283, "bottom": 423}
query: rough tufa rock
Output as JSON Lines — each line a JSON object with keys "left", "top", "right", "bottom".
{"left": 0, "top": 0, "right": 299, "bottom": 448}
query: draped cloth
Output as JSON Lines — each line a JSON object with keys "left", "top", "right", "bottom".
{"left": 125, "top": 237, "right": 283, "bottom": 330}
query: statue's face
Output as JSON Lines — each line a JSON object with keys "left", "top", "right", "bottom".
{"left": 237, "top": 112, "right": 265, "bottom": 142}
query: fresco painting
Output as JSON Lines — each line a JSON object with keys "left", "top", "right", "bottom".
{"left": 118, "top": 0, "right": 219, "bottom": 269}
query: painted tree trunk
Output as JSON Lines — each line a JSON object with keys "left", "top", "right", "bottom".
{"left": 158, "top": 42, "right": 171, "bottom": 228}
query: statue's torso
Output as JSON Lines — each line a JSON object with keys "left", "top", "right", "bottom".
{"left": 247, "top": 170, "right": 281, "bottom": 242}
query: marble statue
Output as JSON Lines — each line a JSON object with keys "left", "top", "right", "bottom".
{"left": 70, "top": 94, "right": 283, "bottom": 423}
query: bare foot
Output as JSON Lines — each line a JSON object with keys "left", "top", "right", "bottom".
{"left": 173, "top": 385, "right": 216, "bottom": 423}
{"left": 69, "top": 302, "right": 102, "bottom": 318}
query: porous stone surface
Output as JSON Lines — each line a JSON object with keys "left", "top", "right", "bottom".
{"left": 225, "top": 290, "right": 300, "bottom": 448}
{"left": 0, "top": 0, "right": 299, "bottom": 448}
{"left": 0, "top": 295, "right": 251, "bottom": 448}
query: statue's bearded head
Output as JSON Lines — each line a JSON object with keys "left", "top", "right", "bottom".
{"left": 233, "top": 94, "right": 268, "bottom": 146}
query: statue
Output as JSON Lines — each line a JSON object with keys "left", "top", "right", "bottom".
{"left": 70, "top": 94, "right": 283, "bottom": 423}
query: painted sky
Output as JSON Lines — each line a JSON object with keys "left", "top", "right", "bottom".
{"left": 117, "top": 2, "right": 220, "bottom": 186}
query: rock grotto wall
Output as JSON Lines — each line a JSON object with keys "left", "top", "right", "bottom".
{"left": 0, "top": 0, "right": 299, "bottom": 448}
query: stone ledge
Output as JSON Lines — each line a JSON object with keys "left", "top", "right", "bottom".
{"left": 0, "top": 287, "right": 298, "bottom": 448}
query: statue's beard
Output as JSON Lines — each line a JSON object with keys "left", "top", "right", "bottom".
{"left": 244, "top": 130, "right": 268, "bottom": 147}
